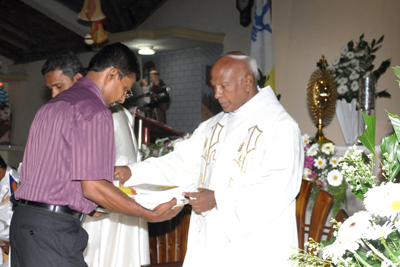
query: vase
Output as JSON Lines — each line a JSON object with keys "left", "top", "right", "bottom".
{"left": 335, "top": 98, "right": 359, "bottom": 146}
{"left": 358, "top": 74, "right": 376, "bottom": 137}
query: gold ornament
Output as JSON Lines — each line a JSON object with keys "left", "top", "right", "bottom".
{"left": 307, "top": 56, "right": 337, "bottom": 144}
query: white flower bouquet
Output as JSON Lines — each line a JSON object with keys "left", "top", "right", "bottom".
{"left": 140, "top": 133, "right": 191, "bottom": 160}
{"left": 302, "top": 134, "right": 347, "bottom": 216}
{"left": 290, "top": 67, "right": 400, "bottom": 267}
{"left": 328, "top": 34, "right": 391, "bottom": 103}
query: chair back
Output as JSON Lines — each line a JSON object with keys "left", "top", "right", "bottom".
{"left": 144, "top": 205, "right": 191, "bottom": 266}
{"left": 296, "top": 179, "right": 335, "bottom": 251}
{"left": 296, "top": 179, "right": 313, "bottom": 250}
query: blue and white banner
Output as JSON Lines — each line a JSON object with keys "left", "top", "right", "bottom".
{"left": 250, "top": 0, "right": 275, "bottom": 90}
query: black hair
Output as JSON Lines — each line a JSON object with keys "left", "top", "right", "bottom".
{"left": 87, "top": 42, "right": 141, "bottom": 80}
{"left": 0, "top": 155, "right": 7, "bottom": 170}
{"left": 41, "top": 51, "right": 84, "bottom": 80}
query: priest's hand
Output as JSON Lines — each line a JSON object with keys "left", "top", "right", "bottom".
{"left": 114, "top": 166, "right": 132, "bottom": 186}
{"left": 183, "top": 188, "right": 216, "bottom": 213}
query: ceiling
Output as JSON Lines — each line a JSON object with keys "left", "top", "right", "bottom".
{"left": 0, "top": 0, "right": 169, "bottom": 64}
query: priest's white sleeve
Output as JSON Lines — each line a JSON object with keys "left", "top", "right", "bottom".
{"left": 124, "top": 125, "right": 204, "bottom": 187}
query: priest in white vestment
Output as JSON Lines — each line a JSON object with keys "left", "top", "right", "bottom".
{"left": 115, "top": 54, "right": 304, "bottom": 267}
{"left": 83, "top": 105, "right": 150, "bottom": 267}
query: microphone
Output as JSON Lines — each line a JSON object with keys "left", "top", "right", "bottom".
{"left": 149, "top": 86, "right": 171, "bottom": 95}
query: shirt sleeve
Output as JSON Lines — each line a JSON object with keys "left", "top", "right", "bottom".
{"left": 215, "top": 114, "right": 304, "bottom": 241}
{"left": 71, "top": 111, "right": 115, "bottom": 182}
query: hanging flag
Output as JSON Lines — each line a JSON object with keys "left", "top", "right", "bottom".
{"left": 9, "top": 174, "right": 18, "bottom": 194}
{"left": 250, "top": 0, "right": 275, "bottom": 91}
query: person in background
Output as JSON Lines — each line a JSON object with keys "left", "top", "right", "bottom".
{"left": 41, "top": 50, "right": 84, "bottom": 98}
{"left": 114, "top": 52, "right": 304, "bottom": 267}
{"left": 146, "top": 70, "right": 170, "bottom": 124}
{"left": 0, "top": 155, "right": 19, "bottom": 266}
{"left": 40, "top": 50, "right": 151, "bottom": 267}
{"left": 10, "top": 43, "right": 181, "bottom": 267}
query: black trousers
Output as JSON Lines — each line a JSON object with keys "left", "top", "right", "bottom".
{"left": 10, "top": 204, "right": 88, "bottom": 267}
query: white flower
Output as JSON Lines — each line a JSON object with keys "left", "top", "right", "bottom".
{"left": 341, "top": 46, "right": 349, "bottom": 56}
{"left": 336, "top": 211, "right": 372, "bottom": 245}
{"left": 302, "top": 134, "right": 310, "bottom": 146}
{"left": 314, "top": 157, "right": 327, "bottom": 169}
{"left": 306, "top": 143, "right": 319, "bottom": 156}
{"left": 327, "top": 66, "right": 335, "bottom": 72}
{"left": 330, "top": 157, "right": 339, "bottom": 167}
{"left": 350, "top": 58, "right": 359, "bottom": 66}
{"left": 349, "top": 72, "right": 360, "bottom": 80}
{"left": 364, "top": 221, "right": 394, "bottom": 240}
{"left": 338, "top": 77, "right": 348, "bottom": 85}
{"left": 332, "top": 57, "right": 340, "bottom": 66}
{"left": 323, "top": 240, "right": 347, "bottom": 264}
{"left": 155, "top": 137, "right": 169, "bottom": 144}
{"left": 337, "top": 84, "right": 349, "bottom": 94}
{"left": 364, "top": 182, "right": 400, "bottom": 220}
{"left": 303, "top": 168, "right": 312, "bottom": 176}
{"left": 351, "top": 80, "right": 359, "bottom": 92}
{"left": 346, "top": 51, "right": 355, "bottom": 59}
{"left": 327, "top": 170, "right": 343, "bottom": 187}
{"left": 355, "top": 51, "right": 365, "bottom": 57}
{"left": 321, "top": 143, "right": 335, "bottom": 154}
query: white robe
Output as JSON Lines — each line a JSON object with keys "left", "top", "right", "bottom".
{"left": 0, "top": 166, "right": 20, "bottom": 266}
{"left": 125, "top": 86, "right": 304, "bottom": 267}
{"left": 82, "top": 106, "right": 150, "bottom": 267}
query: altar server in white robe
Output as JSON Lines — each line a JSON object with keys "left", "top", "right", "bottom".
{"left": 115, "top": 53, "right": 304, "bottom": 267}
{"left": 83, "top": 105, "right": 150, "bottom": 267}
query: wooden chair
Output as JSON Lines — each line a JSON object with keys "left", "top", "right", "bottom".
{"left": 296, "top": 180, "right": 334, "bottom": 251}
{"left": 142, "top": 205, "right": 191, "bottom": 267}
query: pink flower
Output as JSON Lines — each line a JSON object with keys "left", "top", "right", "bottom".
{"left": 315, "top": 179, "right": 324, "bottom": 187}
{"left": 304, "top": 156, "right": 314, "bottom": 169}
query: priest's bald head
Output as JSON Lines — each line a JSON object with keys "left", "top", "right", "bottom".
{"left": 211, "top": 52, "right": 259, "bottom": 112}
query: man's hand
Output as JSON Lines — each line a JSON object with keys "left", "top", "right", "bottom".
{"left": 183, "top": 188, "right": 216, "bottom": 213}
{"left": 147, "top": 198, "right": 184, "bottom": 223}
{"left": 114, "top": 166, "right": 132, "bottom": 186}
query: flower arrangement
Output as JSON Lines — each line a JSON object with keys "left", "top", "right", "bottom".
{"left": 290, "top": 67, "right": 400, "bottom": 267}
{"left": 328, "top": 34, "right": 391, "bottom": 103}
{"left": 140, "top": 133, "right": 191, "bottom": 160}
{"left": 302, "top": 134, "right": 347, "bottom": 216}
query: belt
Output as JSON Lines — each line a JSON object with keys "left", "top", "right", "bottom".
{"left": 16, "top": 198, "right": 83, "bottom": 220}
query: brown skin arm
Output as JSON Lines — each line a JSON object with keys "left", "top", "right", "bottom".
{"left": 81, "top": 179, "right": 183, "bottom": 222}
{"left": 183, "top": 188, "right": 216, "bottom": 213}
{"left": 114, "top": 166, "right": 133, "bottom": 186}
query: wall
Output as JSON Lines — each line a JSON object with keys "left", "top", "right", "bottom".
{"left": 4, "top": 0, "right": 400, "bottom": 152}
{"left": 141, "top": 44, "right": 222, "bottom": 134}
{"left": 138, "top": 0, "right": 400, "bottom": 145}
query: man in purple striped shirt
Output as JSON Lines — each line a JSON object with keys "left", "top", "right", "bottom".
{"left": 10, "top": 43, "right": 182, "bottom": 267}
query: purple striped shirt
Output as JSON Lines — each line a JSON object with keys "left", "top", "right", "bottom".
{"left": 15, "top": 77, "right": 115, "bottom": 214}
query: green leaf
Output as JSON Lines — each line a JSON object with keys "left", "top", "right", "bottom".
{"left": 393, "top": 66, "right": 400, "bottom": 86}
{"left": 377, "top": 35, "right": 384, "bottom": 44}
{"left": 380, "top": 134, "right": 400, "bottom": 179}
{"left": 387, "top": 110, "right": 400, "bottom": 143}
{"left": 358, "top": 113, "right": 380, "bottom": 160}
{"left": 353, "top": 189, "right": 365, "bottom": 201}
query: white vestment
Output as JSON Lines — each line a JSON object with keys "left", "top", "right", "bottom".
{"left": 0, "top": 166, "right": 20, "bottom": 266}
{"left": 83, "top": 106, "right": 150, "bottom": 267}
{"left": 125, "top": 86, "right": 304, "bottom": 267}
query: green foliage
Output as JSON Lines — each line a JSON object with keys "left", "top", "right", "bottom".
{"left": 329, "top": 34, "right": 391, "bottom": 103}
{"left": 358, "top": 113, "right": 380, "bottom": 163}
